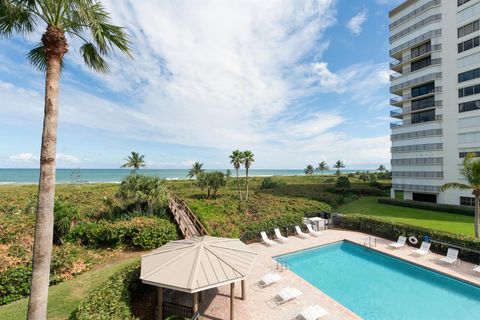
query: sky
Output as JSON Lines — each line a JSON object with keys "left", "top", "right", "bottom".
{"left": 0, "top": 0, "right": 405, "bottom": 170}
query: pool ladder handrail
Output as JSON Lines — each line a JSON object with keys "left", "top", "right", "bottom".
{"left": 276, "top": 258, "right": 291, "bottom": 272}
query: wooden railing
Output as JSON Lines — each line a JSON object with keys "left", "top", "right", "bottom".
{"left": 167, "top": 191, "right": 209, "bottom": 238}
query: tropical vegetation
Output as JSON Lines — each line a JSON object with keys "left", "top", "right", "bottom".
{"left": 0, "top": 1, "right": 132, "bottom": 317}
{"left": 187, "top": 162, "right": 204, "bottom": 179}
{"left": 441, "top": 153, "right": 480, "bottom": 238}
{"left": 196, "top": 171, "right": 226, "bottom": 199}
{"left": 333, "top": 160, "right": 345, "bottom": 175}
{"left": 121, "top": 152, "right": 146, "bottom": 172}
{"left": 229, "top": 150, "right": 244, "bottom": 201}
{"left": 243, "top": 150, "right": 255, "bottom": 201}
{"left": 316, "top": 161, "right": 329, "bottom": 174}
{"left": 304, "top": 164, "right": 314, "bottom": 175}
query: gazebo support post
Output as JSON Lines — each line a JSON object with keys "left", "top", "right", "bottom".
{"left": 157, "top": 287, "right": 163, "bottom": 320}
{"left": 192, "top": 292, "right": 199, "bottom": 314}
{"left": 230, "top": 282, "right": 235, "bottom": 320}
{"left": 241, "top": 279, "right": 246, "bottom": 300}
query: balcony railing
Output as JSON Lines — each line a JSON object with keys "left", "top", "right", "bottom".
{"left": 390, "top": 72, "right": 442, "bottom": 93}
{"left": 390, "top": 58, "right": 442, "bottom": 80}
{"left": 390, "top": 110, "right": 403, "bottom": 118}
{"left": 390, "top": 114, "right": 442, "bottom": 128}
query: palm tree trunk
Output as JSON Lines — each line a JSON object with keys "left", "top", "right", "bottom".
{"left": 475, "top": 192, "right": 479, "bottom": 238}
{"left": 236, "top": 168, "right": 242, "bottom": 201}
{"left": 28, "top": 27, "right": 66, "bottom": 320}
{"left": 245, "top": 167, "right": 249, "bottom": 201}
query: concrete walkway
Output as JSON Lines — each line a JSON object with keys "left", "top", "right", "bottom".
{"left": 196, "top": 229, "right": 480, "bottom": 320}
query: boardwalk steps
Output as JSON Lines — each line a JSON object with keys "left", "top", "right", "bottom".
{"left": 167, "top": 191, "right": 209, "bottom": 238}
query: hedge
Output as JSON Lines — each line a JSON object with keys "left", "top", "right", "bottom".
{"left": 334, "top": 214, "right": 480, "bottom": 263}
{"left": 0, "top": 265, "right": 31, "bottom": 305}
{"left": 378, "top": 198, "right": 474, "bottom": 216}
{"left": 74, "top": 261, "right": 140, "bottom": 320}
{"left": 68, "top": 217, "right": 178, "bottom": 250}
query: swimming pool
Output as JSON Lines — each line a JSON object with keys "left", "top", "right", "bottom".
{"left": 276, "top": 241, "right": 480, "bottom": 320}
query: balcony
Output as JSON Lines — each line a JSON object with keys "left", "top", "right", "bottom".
{"left": 390, "top": 110, "right": 403, "bottom": 118}
{"left": 390, "top": 114, "right": 442, "bottom": 128}
{"left": 390, "top": 58, "right": 442, "bottom": 80}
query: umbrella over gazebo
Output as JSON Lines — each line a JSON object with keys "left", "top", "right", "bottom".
{"left": 141, "top": 236, "right": 257, "bottom": 319}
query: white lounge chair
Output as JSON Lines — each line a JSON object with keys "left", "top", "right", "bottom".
{"left": 258, "top": 273, "right": 282, "bottom": 288}
{"left": 305, "top": 223, "right": 321, "bottom": 237}
{"left": 295, "top": 225, "right": 310, "bottom": 239}
{"left": 388, "top": 236, "right": 407, "bottom": 249}
{"left": 260, "top": 231, "right": 276, "bottom": 246}
{"left": 274, "top": 228, "right": 289, "bottom": 243}
{"left": 412, "top": 241, "right": 431, "bottom": 256}
{"left": 440, "top": 248, "right": 459, "bottom": 266}
{"left": 473, "top": 265, "right": 480, "bottom": 275}
{"left": 297, "top": 305, "right": 328, "bottom": 320}
{"left": 275, "top": 287, "right": 302, "bottom": 305}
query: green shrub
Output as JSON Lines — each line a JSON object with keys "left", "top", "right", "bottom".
{"left": 69, "top": 217, "right": 177, "bottom": 250}
{"left": 259, "top": 177, "right": 286, "bottom": 189}
{"left": 240, "top": 212, "right": 304, "bottom": 242}
{"left": 74, "top": 261, "right": 140, "bottom": 320}
{"left": 334, "top": 214, "right": 480, "bottom": 263}
{"left": 54, "top": 198, "right": 80, "bottom": 244}
{"left": 378, "top": 198, "right": 474, "bottom": 216}
{"left": 0, "top": 264, "right": 31, "bottom": 305}
{"left": 335, "top": 176, "right": 351, "bottom": 189}
{"left": 197, "top": 171, "right": 226, "bottom": 198}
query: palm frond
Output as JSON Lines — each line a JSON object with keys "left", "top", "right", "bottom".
{"left": 440, "top": 182, "right": 471, "bottom": 192}
{"left": 80, "top": 42, "right": 109, "bottom": 73}
{"left": 0, "top": 0, "right": 37, "bottom": 37}
{"left": 26, "top": 44, "right": 46, "bottom": 71}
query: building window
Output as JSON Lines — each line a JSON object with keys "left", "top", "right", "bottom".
{"left": 411, "top": 41, "right": 431, "bottom": 59}
{"left": 458, "top": 36, "right": 480, "bottom": 53}
{"left": 410, "top": 56, "right": 432, "bottom": 72}
{"left": 460, "top": 196, "right": 475, "bottom": 206}
{"left": 458, "top": 84, "right": 480, "bottom": 97}
{"left": 411, "top": 82, "right": 435, "bottom": 97}
{"left": 458, "top": 0, "right": 471, "bottom": 6}
{"left": 458, "top": 20, "right": 480, "bottom": 38}
{"left": 411, "top": 110, "right": 435, "bottom": 124}
{"left": 458, "top": 68, "right": 480, "bottom": 82}
{"left": 459, "top": 99, "right": 480, "bottom": 113}
{"left": 411, "top": 96, "right": 435, "bottom": 110}
{"left": 459, "top": 151, "right": 480, "bottom": 158}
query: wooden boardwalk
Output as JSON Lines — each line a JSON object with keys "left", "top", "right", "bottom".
{"left": 167, "top": 192, "right": 209, "bottom": 238}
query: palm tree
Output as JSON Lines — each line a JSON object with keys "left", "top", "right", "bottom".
{"left": 121, "top": 152, "right": 146, "bottom": 172}
{"left": 377, "top": 164, "right": 386, "bottom": 172}
{"left": 333, "top": 160, "right": 345, "bottom": 175}
{"left": 187, "top": 161, "right": 204, "bottom": 179}
{"left": 229, "top": 150, "right": 244, "bottom": 200}
{"left": 0, "top": 2, "right": 131, "bottom": 318}
{"left": 304, "top": 164, "right": 314, "bottom": 175}
{"left": 316, "top": 161, "right": 329, "bottom": 174}
{"left": 242, "top": 150, "right": 255, "bottom": 201}
{"left": 441, "top": 153, "right": 480, "bottom": 238}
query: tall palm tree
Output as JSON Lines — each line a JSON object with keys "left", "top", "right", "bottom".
{"left": 441, "top": 153, "right": 480, "bottom": 238}
{"left": 377, "top": 164, "right": 386, "bottom": 172}
{"left": 242, "top": 150, "right": 254, "bottom": 201}
{"left": 333, "top": 160, "right": 345, "bottom": 175}
{"left": 229, "top": 150, "right": 244, "bottom": 200}
{"left": 304, "top": 164, "right": 314, "bottom": 175}
{"left": 0, "top": 1, "right": 131, "bottom": 318}
{"left": 121, "top": 151, "right": 146, "bottom": 172}
{"left": 187, "top": 161, "right": 204, "bottom": 179}
{"left": 316, "top": 161, "right": 329, "bottom": 174}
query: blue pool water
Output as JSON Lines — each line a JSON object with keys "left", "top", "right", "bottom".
{"left": 276, "top": 241, "right": 480, "bottom": 320}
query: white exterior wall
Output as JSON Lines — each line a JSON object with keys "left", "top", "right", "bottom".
{"left": 389, "top": 0, "right": 480, "bottom": 205}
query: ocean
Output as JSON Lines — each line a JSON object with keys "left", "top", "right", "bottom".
{"left": 0, "top": 168, "right": 367, "bottom": 184}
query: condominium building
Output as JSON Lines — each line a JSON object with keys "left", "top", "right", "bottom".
{"left": 389, "top": 0, "right": 480, "bottom": 205}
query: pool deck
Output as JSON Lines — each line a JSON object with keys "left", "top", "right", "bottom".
{"left": 196, "top": 229, "right": 480, "bottom": 320}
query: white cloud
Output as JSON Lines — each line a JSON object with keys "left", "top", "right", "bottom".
{"left": 56, "top": 153, "right": 82, "bottom": 165}
{"left": 0, "top": 0, "right": 392, "bottom": 169}
{"left": 8, "top": 153, "right": 38, "bottom": 162}
{"left": 347, "top": 9, "right": 368, "bottom": 35}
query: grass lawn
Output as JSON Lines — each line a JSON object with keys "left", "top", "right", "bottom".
{"left": 339, "top": 197, "right": 475, "bottom": 237}
{"left": 0, "top": 256, "right": 140, "bottom": 320}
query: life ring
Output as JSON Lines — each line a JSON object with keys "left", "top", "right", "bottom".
{"left": 408, "top": 236, "right": 418, "bottom": 245}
